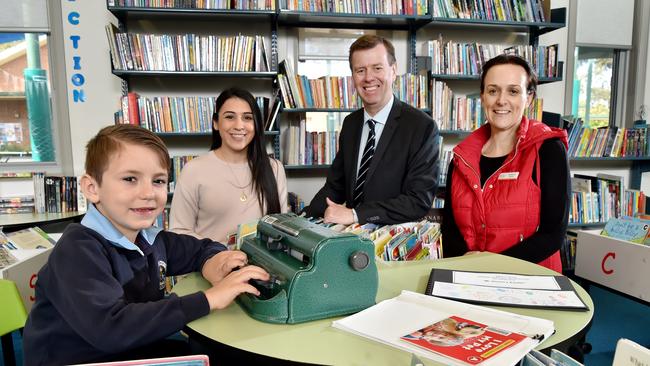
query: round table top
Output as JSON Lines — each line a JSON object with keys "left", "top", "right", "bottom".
{"left": 174, "top": 252, "right": 593, "bottom": 366}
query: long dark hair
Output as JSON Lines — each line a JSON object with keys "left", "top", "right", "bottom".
{"left": 211, "top": 87, "right": 281, "bottom": 214}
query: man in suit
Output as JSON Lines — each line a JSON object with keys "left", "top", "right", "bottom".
{"left": 303, "top": 35, "right": 440, "bottom": 225}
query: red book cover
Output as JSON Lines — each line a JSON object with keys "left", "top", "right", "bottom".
{"left": 400, "top": 316, "right": 527, "bottom": 365}
{"left": 127, "top": 92, "right": 140, "bottom": 126}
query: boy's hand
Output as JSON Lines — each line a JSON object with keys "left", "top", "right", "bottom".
{"left": 202, "top": 250, "right": 248, "bottom": 285}
{"left": 203, "top": 265, "right": 269, "bottom": 310}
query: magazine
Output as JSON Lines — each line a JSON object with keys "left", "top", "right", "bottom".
{"left": 401, "top": 316, "right": 527, "bottom": 365}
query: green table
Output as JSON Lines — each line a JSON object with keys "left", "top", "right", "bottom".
{"left": 174, "top": 252, "right": 593, "bottom": 365}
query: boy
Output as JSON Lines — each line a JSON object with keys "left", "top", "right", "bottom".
{"left": 23, "top": 125, "right": 268, "bottom": 365}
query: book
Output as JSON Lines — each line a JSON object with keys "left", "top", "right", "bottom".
{"left": 5, "top": 227, "right": 56, "bottom": 250}
{"left": 332, "top": 290, "right": 554, "bottom": 366}
{"left": 600, "top": 216, "right": 650, "bottom": 245}
{"left": 401, "top": 315, "right": 527, "bottom": 365}
{"left": 425, "top": 269, "right": 589, "bottom": 311}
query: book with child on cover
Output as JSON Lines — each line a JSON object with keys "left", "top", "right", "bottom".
{"left": 400, "top": 316, "right": 527, "bottom": 366}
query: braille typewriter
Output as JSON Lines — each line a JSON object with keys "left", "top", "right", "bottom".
{"left": 237, "top": 213, "right": 378, "bottom": 324}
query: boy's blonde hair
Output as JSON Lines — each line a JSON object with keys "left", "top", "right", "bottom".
{"left": 85, "top": 124, "right": 170, "bottom": 184}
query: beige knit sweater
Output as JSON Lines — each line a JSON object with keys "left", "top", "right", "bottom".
{"left": 169, "top": 152, "right": 289, "bottom": 243}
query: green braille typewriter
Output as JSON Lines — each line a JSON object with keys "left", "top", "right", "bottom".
{"left": 237, "top": 213, "right": 378, "bottom": 324}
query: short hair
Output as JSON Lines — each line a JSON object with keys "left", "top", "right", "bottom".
{"left": 85, "top": 124, "right": 170, "bottom": 185}
{"left": 480, "top": 54, "right": 538, "bottom": 98}
{"left": 348, "top": 35, "right": 396, "bottom": 70}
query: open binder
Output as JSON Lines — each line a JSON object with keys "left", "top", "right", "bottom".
{"left": 426, "top": 269, "right": 589, "bottom": 311}
{"left": 332, "top": 290, "right": 555, "bottom": 366}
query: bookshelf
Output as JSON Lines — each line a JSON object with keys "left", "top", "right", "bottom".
{"left": 105, "top": 3, "right": 285, "bottom": 206}
{"left": 104, "top": 2, "right": 574, "bottom": 193}
{"left": 106, "top": 3, "right": 281, "bottom": 153}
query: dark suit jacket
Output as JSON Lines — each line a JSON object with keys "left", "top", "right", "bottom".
{"left": 303, "top": 98, "right": 440, "bottom": 224}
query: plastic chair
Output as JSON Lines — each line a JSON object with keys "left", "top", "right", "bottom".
{"left": 0, "top": 279, "right": 28, "bottom": 366}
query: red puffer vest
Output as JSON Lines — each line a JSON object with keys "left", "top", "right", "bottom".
{"left": 450, "top": 117, "right": 568, "bottom": 272}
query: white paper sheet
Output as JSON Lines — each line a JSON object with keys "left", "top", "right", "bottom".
{"left": 432, "top": 282, "right": 586, "bottom": 309}
{"left": 452, "top": 272, "right": 561, "bottom": 290}
{"left": 332, "top": 291, "right": 554, "bottom": 366}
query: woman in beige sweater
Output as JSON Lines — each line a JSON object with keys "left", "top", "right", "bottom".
{"left": 170, "top": 88, "right": 288, "bottom": 243}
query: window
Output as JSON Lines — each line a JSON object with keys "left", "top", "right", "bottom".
{"left": 296, "top": 29, "right": 363, "bottom": 132}
{"left": 571, "top": 47, "right": 615, "bottom": 128}
{"left": 0, "top": 33, "right": 54, "bottom": 162}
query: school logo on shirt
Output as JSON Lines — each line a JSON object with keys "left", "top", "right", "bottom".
{"left": 158, "top": 260, "right": 167, "bottom": 290}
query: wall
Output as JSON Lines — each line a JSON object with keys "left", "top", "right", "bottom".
{"left": 60, "top": 0, "right": 122, "bottom": 176}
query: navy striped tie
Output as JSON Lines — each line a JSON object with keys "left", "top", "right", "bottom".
{"left": 353, "top": 119, "right": 376, "bottom": 208}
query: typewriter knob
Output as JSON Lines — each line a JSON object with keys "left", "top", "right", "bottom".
{"left": 349, "top": 251, "right": 370, "bottom": 271}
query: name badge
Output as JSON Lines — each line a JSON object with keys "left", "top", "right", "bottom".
{"left": 498, "top": 172, "right": 519, "bottom": 180}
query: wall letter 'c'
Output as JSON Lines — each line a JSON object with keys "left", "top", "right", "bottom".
{"left": 68, "top": 11, "right": 80, "bottom": 25}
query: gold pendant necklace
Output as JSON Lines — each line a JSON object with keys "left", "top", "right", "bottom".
{"left": 216, "top": 150, "right": 251, "bottom": 203}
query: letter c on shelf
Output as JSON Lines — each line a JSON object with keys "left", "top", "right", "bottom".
{"left": 601, "top": 252, "right": 615, "bottom": 275}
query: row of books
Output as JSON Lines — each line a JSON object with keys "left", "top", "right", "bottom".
{"left": 393, "top": 73, "right": 429, "bottom": 110}
{"left": 115, "top": 93, "right": 280, "bottom": 133}
{"left": 431, "top": 79, "right": 482, "bottom": 132}
{"left": 437, "top": 149, "right": 453, "bottom": 185}
{"left": 569, "top": 174, "right": 622, "bottom": 225}
{"left": 623, "top": 190, "right": 647, "bottom": 218}
{"left": 567, "top": 122, "right": 650, "bottom": 158}
{"left": 33, "top": 173, "right": 85, "bottom": 214}
{"left": 432, "top": 0, "right": 548, "bottom": 22}
{"left": 169, "top": 155, "right": 198, "bottom": 193}
{"left": 108, "top": 0, "right": 276, "bottom": 9}
{"left": 425, "top": 39, "right": 559, "bottom": 78}
{"left": 108, "top": 0, "right": 552, "bottom": 22}
{"left": 278, "top": 61, "right": 429, "bottom": 110}
{"left": 278, "top": 60, "right": 361, "bottom": 109}
{"left": 288, "top": 192, "right": 306, "bottom": 214}
{"left": 106, "top": 26, "right": 270, "bottom": 72}
{"left": 0, "top": 195, "right": 35, "bottom": 215}
{"left": 117, "top": 94, "right": 215, "bottom": 132}
{"left": 282, "top": 118, "right": 340, "bottom": 166}
{"left": 280, "top": 0, "right": 428, "bottom": 15}
{"left": 561, "top": 232, "right": 577, "bottom": 271}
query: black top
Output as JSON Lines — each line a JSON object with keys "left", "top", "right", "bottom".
{"left": 23, "top": 224, "right": 226, "bottom": 366}
{"left": 441, "top": 138, "right": 569, "bottom": 264}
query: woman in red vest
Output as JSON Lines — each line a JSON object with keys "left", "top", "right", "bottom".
{"left": 441, "top": 54, "right": 569, "bottom": 272}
